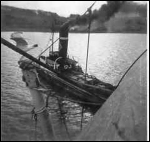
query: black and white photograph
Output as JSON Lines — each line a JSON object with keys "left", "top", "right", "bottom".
{"left": 1, "top": 1, "right": 149, "bottom": 141}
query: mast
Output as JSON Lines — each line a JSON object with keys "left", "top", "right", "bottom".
{"left": 85, "top": 8, "right": 92, "bottom": 80}
{"left": 49, "top": 15, "right": 55, "bottom": 56}
{"left": 51, "top": 32, "right": 54, "bottom": 53}
{"left": 84, "top": 1, "right": 96, "bottom": 80}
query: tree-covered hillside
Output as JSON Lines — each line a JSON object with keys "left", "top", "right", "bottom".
{"left": 1, "top": 1, "right": 147, "bottom": 33}
{"left": 1, "top": 5, "right": 67, "bottom": 32}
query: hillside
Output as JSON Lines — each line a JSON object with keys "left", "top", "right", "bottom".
{"left": 1, "top": 2, "right": 147, "bottom": 33}
{"left": 1, "top": 5, "right": 67, "bottom": 32}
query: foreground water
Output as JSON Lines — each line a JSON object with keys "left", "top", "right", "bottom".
{"left": 1, "top": 32, "right": 146, "bottom": 141}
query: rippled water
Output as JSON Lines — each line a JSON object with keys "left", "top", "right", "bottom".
{"left": 1, "top": 32, "right": 147, "bottom": 141}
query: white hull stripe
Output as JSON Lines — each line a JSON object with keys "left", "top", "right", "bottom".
{"left": 60, "top": 37, "right": 68, "bottom": 40}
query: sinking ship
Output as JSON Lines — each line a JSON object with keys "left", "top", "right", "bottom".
{"left": 8, "top": 20, "right": 116, "bottom": 113}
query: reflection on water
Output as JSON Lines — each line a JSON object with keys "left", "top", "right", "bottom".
{"left": 1, "top": 32, "right": 146, "bottom": 141}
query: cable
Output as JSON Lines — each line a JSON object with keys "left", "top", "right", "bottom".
{"left": 116, "top": 49, "right": 147, "bottom": 89}
{"left": 40, "top": 38, "right": 59, "bottom": 57}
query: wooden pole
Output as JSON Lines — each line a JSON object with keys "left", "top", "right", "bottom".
{"left": 85, "top": 9, "right": 92, "bottom": 80}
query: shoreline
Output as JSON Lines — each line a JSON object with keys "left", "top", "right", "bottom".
{"left": 1, "top": 29, "right": 147, "bottom": 34}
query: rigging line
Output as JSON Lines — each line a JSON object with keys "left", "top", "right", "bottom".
{"left": 36, "top": 37, "right": 59, "bottom": 57}
{"left": 116, "top": 49, "right": 147, "bottom": 89}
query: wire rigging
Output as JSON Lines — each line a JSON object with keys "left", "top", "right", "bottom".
{"left": 116, "top": 49, "right": 147, "bottom": 89}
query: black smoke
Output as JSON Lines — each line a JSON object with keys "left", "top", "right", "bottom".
{"left": 92, "top": 1, "right": 125, "bottom": 22}
{"left": 71, "top": 1, "right": 125, "bottom": 25}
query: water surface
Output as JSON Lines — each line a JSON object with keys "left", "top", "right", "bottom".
{"left": 1, "top": 32, "right": 147, "bottom": 141}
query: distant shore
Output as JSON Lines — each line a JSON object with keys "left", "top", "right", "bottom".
{"left": 1, "top": 28, "right": 147, "bottom": 34}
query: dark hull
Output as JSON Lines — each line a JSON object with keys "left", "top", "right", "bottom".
{"left": 36, "top": 67, "right": 115, "bottom": 113}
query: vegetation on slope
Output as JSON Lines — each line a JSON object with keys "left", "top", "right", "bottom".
{"left": 1, "top": 1, "right": 147, "bottom": 33}
{"left": 1, "top": 5, "right": 66, "bottom": 32}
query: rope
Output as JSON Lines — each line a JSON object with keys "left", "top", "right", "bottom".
{"left": 35, "top": 106, "right": 47, "bottom": 114}
{"left": 116, "top": 49, "right": 147, "bottom": 89}
{"left": 39, "top": 38, "right": 60, "bottom": 57}
{"left": 31, "top": 106, "right": 47, "bottom": 117}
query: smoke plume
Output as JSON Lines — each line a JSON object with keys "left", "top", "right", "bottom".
{"left": 71, "top": 1, "right": 125, "bottom": 26}
{"left": 92, "top": 1, "right": 125, "bottom": 22}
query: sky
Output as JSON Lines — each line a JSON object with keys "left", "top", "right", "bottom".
{"left": 1, "top": 1, "right": 147, "bottom": 17}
